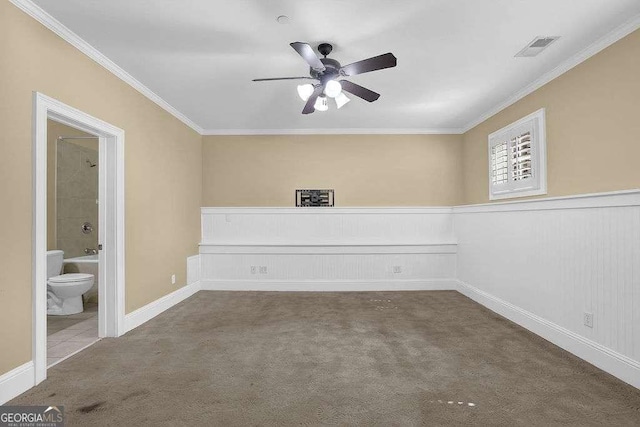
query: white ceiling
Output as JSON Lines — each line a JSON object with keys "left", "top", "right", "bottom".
{"left": 30, "top": 0, "right": 640, "bottom": 133}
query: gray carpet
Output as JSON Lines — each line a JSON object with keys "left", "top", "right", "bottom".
{"left": 10, "top": 291, "right": 640, "bottom": 426}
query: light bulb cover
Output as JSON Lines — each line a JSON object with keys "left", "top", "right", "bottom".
{"left": 335, "top": 92, "right": 350, "bottom": 109}
{"left": 297, "top": 84, "right": 314, "bottom": 101}
{"left": 314, "top": 96, "right": 328, "bottom": 111}
{"left": 324, "top": 80, "right": 342, "bottom": 98}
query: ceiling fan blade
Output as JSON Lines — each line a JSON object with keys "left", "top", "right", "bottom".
{"left": 290, "top": 42, "right": 326, "bottom": 71}
{"left": 252, "top": 77, "right": 317, "bottom": 82}
{"left": 302, "top": 86, "right": 324, "bottom": 114}
{"left": 340, "top": 52, "right": 397, "bottom": 76}
{"left": 340, "top": 80, "right": 380, "bottom": 102}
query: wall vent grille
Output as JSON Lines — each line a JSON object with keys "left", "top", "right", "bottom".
{"left": 296, "top": 189, "right": 334, "bottom": 207}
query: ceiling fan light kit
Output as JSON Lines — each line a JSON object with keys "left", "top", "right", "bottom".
{"left": 297, "top": 84, "right": 315, "bottom": 101}
{"left": 253, "top": 42, "right": 397, "bottom": 114}
{"left": 334, "top": 92, "right": 351, "bottom": 109}
{"left": 324, "top": 80, "right": 342, "bottom": 98}
{"left": 314, "top": 96, "right": 329, "bottom": 112}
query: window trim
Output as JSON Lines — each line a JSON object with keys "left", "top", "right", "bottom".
{"left": 488, "top": 108, "right": 547, "bottom": 200}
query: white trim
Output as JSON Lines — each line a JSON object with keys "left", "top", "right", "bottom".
{"left": 488, "top": 108, "right": 547, "bottom": 200}
{"left": 187, "top": 254, "right": 201, "bottom": 285}
{"left": 457, "top": 281, "right": 640, "bottom": 389}
{"left": 489, "top": 187, "right": 547, "bottom": 201}
{"left": 202, "top": 128, "right": 464, "bottom": 136}
{"left": 124, "top": 282, "right": 201, "bottom": 333}
{"left": 201, "top": 207, "right": 453, "bottom": 215}
{"left": 454, "top": 189, "right": 640, "bottom": 213}
{"left": 201, "top": 279, "right": 457, "bottom": 292}
{"left": 202, "top": 191, "right": 640, "bottom": 215}
{"left": 0, "top": 362, "right": 34, "bottom": 405}
{"left": 33, "top": 92, "right": 126, "bottom": 386}
{"left": 199, "top": 244, "right": 457, "bottom": 255}
{"left": 462, "top": 13, "right": 640, "bottom": 133}
{"left": 8, "top": 0, "right": 203, "bottom": 134}
{"left": 8, "top": 1, "right": 640, "bottom": 137}
{"left": 32, "top": 93, "right": 48, "bottom": 386}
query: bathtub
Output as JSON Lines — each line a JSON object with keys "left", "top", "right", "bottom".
{"left": 63, "top": 254, "right": 99, "bottom": 303}
{"left": 64, "top": 254, "right": 99, "bottom": 263}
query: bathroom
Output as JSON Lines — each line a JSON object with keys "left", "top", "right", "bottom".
{"left": 46, "top": 119, "right": 100, "bottom": 366}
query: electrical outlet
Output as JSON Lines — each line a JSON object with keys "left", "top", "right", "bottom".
{"left": 250, "top": 266, "right": 257, "bottom": 275}
{"left": 584, "top": 312, "right": 594, "bottom": 328}
{"left": 259, "top": 266, "right": 268, "bottom": 274}
{"left": 392, "top": 266, "right": 402, "bottom": 274}
{"left": 171, "top": 274, "right": 176, "bottom": 285}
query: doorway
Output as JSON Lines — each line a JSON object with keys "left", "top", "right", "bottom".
{"left": 33, "top": 92, "right": 125, "bottom": 385}
{"left": 46, "top": 121, "right": 100, "bottom": 366}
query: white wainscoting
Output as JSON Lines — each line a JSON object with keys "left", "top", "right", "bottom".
{"left": 201, "top": 207, "right": 454, "bottom": 245}
{"left": 200, "top": 208, "right": 457, "bottom": 291}
{"left": 187, "top": 254, "right": 201, "bottom": 285}
{"left": 453, "top": 190, "right": 640, "bottom": 388}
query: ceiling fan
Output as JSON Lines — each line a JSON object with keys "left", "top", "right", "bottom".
{"left": 253, "top": 42, "right": 397, "bottom": 114}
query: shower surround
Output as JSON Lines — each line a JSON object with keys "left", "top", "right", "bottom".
{"left": 56, "top": 140, "right": 99, "bottom": 259}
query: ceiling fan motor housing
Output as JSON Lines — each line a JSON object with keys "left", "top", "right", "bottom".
{"left": 318, "top": 43, "right": 333, "bottom": 57}
{"left": 311, "top": 58, "right": 341, "bottom": 83}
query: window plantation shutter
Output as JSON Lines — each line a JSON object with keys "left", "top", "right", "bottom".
{"left": 511, "top": 131, "right": 532, "bottom": 181}
{"left": 491, "top": 142, "right": 508, "bottom": 185}
{"left": 487, "top": 108, "right": 546, "bottom": 200}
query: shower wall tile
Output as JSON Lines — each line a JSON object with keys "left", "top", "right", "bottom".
{"left": 56, "top": 141, "right": 98, "bottom": 259}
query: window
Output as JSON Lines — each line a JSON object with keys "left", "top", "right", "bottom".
{"left": 488, "top": 108, "right": 547, "bottom": 200}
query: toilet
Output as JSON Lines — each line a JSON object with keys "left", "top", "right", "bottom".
{"left": 47, "top": 250, "right": 94, "bottom": 315}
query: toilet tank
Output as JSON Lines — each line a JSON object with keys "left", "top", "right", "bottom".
{"left": 46, "top": 250, "right": 64, "bottom": 279}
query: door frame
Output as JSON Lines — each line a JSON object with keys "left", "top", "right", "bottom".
{"left": 33, "top": 92, "right": 125, "bottom": 384}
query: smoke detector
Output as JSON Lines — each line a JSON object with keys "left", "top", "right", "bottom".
{"left": 515, "top": 36, "right": 560, "bottom": 57}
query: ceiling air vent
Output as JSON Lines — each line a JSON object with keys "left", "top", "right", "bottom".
{"left": 515, "top": 36, "right": 560, "bottom": 57}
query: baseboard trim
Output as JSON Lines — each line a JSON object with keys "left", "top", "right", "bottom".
{"left": 0, "top": 361, "right": 35, "bottom": 405}
{"left": 457, "top": 280, "right": 640, "bottom": 389}
{"left": 123, "top": 281, "right": 201, "bottom": 333}
{"left": 200, "top": 279, "right": 458, "bottom": 292}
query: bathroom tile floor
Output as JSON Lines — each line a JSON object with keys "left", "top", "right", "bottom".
{"left": 47, "top": 302, "right": 97, "bottom": 335}
{"left": 47, "top": 303, "right": 99, "bottom": 367}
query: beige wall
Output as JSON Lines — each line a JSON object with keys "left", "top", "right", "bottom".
{"left": 462, "top": 29, "right": 640, "bottom": 205}
{"left": 3, "top": 0, "right": 638, "bottom": 382}
{"left": 47, "top": 121, "right": 95, "bottom": 251}
{"left": 202, "top": 134, "right": 463, "bottom": 207}
{"left": 0, "top": 2, "right": 202, "bottom": 375}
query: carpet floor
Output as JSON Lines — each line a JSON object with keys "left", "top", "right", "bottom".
{"left": 10, "top": 291, "right": 640, "bottom": 426}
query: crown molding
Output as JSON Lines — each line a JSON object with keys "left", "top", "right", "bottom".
{"left": 202, "top": 128, "right": 465, "bottom": 136}
{"left": 9, "top": 0, "right": 204, "bottom": 134}
{"left": 461, "top": 13, "right": 640, "bottom": 134}
{"left": 11, "top": 0, "right": 639, "bottom": 137}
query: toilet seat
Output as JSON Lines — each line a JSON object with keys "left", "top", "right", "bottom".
{"left": 48, "top": 273, "right": 94, "bottom": 284}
